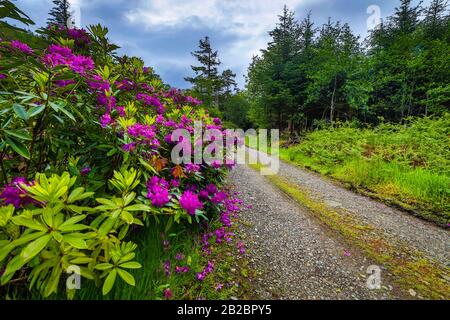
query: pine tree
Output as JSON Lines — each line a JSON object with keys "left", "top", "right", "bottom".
{"left": 391, "top": 0, "right": 422, "bottom": 33}
{"left": 47, "top": 0, "right": 73, "bottom": 28}
{"left": 220, "top": 69, "right": 237, "bottom": 97}
{"left": 423, "top": 0, "right": 449, "bottom": 38}
{"left": 185, "top": 36, "right": 221, "bottom": 108}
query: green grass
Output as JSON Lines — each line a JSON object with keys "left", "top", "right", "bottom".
{"left": 248, "top": 115, "right": 450, "bottom": 226}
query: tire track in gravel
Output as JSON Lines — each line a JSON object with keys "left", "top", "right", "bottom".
{"left": 229, "top": 164, "right": 403, "bottom": 300}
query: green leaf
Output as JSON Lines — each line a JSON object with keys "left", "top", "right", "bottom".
{"left": 63, "top": 234, "right": 88, "bottom": 249}
{"left": 4, "top": 129, "right": 32, "bottom": 141}
{"left": 12, "top": 103, "right": 28, "bottom": 120}
{"left": 102, "top": 269, "right": 117, "bottom": 295}
{"left": 94, "top": 263, "right": 113, "bottom": 270}
{"left": 98, "top": 217, "right": 116, "bottom": 236}
{"left": 117, "top": 268, "right": 135, "bottom": 286}
{"left": 58, "top": 214, "right": 87, "bottom": 230}
{"left": 121, "top": 211, "right": 134, "bottom": 224}
{"left": 125, "top": 204, "right": 151, "bottom": 212}
{"left": 119, "top": 261, "right": 142, "bottom": 269}
{"left": 20, "top": 234, "right": 51, "bottom": 261}
{"left": 11, "top": 215, "right": 46, "bottom": 231}
{"left": 0, "top": 205, "right": 14, "bottom": 227}
{"left": 5, "top": 136, "right": 30, "bottom": 159}
{"left": 27, "top": 105, "right": 45, "bottom": 118}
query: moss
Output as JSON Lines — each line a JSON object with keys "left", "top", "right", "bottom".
{"left": 248, "top": 161, "right": 450, "bottom": 300}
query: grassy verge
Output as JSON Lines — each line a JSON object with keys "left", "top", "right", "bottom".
{"left": 248, "top": 161, "right": 450, "bottom": 300}
{"left": 246, "top": 116, "right": 450, "bottom": 226}
{"left": 2, "top": 216, "right": 251, "bottom": 300}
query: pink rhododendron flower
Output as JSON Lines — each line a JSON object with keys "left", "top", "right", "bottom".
{"left": 10, "top": 40, "right": 33, "bottom": 55}
{"left": 146, "top": 177, "right": 170, "bottom": 207}
{"left": 100, "top": 113, "right": 112, "bottom": 127}
{"left": 0, "top": 177, "right": 34, "bottom": 208}
{"left": 179, "top": 191, "right": 203, "bottom": 215}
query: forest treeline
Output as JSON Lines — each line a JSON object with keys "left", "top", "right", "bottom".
{"left": 186, "top": 0, "right": 449, "bottom": 132}
{"left": 245, "top": 0, "right": 449, "bottom": 133}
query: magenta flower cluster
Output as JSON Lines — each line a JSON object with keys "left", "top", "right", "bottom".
{"left": 10, "top": 40, "right": 33, "bottom": 55}
{"left": 179, "top": 190, "right": 203, "bottom": 215}
{"left": 43, "top": 44, "right": 94, "bottom": 75}
{"left": 0, "top": 177, "right": 34, "bottom": 208}
{"left": 146, "top": 177, "right": 171, "bottom": 207}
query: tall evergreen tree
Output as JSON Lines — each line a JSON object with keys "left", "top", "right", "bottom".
{"left": 47, "top": 0, "right": 73, "bottom": 28}
{"left": 220, "top": 69, "right": 237, "bottom": 97}
{"left": 390, "top": 0, "right": 422, "bottom": 33}
{"left": 185, "top": 36, "right": 221, "bottom": 109}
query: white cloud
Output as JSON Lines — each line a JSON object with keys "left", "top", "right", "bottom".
{"left": 124, "top": 0, "right": 322, "bottom": 87}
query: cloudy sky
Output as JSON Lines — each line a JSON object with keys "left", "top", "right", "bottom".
{"left": 14, "top": 0, "right": 428, "bottom": 89}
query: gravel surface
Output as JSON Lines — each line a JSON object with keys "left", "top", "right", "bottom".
{"left": 229, "top": 164, "right": 401, "bottom": 300}
{"left": 247, "top": 148, "right": 450, "bottom": 266}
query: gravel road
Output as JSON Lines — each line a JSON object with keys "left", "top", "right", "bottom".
{"left": 229, "top": 164, "right": 400, "bottom": 299}
{"left": 228, "top": 149, "right": 449, "bottom": 299}
{"left": 246, "top": 148, "right": 450, "bottom": 266}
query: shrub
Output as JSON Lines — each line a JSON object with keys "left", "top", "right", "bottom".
{"left": 0, "top": 12, "right": 242, "bottom": 298}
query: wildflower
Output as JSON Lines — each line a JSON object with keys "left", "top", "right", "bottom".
{"left": 213, "top": 118, "right": 221, "bottom": 125}
{"left": 220, "top": 211, "right": 232, "bottom": 228}
{"left": 343, "top": 250, "right": 351, "bottom": 257}
{"left": 127, "top": 123, "right": 156, "bottom": 140}
{"left": 172, "top": 165, "right": 185, "bottom": 179}
{"left": 215, "top": 283, "right": 224, "bottom": 291}
{"left": 162, "top": 239, "right": 170, "bottom": 251}
{"left": 163, "top": 260, "right": 171, "bottom": 277}
{"left": 175, "top": 253, "right": 185, "bottom": 261}
{"left": 10, "top": 40, "right": 33, "bottom": 55}
{"left": 122, "top": 142, "right": 136, "bottom": 152}
{"left": 163, "top": 288, "right": 173, "bottom": 299}
{"left": 175, "top": 266, "right": 190, "bottom": 273}
{"left": 0, "top": 74, "right": 7, "bottom": 79}
{"left": 196, "top": 261, "right": 214, "bottom": 282}
{"left": 100, "top": 113, "right": 112, "bottom": 128}
{"left": 179, "top": 191, "right": 203, "bottom": 216}
{"left": 237, "top": 241, "right": 246, "bottom": 255}
{"left": 80, "top": 166, "right": 91, "bottom": 176}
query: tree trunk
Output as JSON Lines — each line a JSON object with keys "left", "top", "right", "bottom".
{"left": 330, "top": 76, "right": 337, "bottom": 124}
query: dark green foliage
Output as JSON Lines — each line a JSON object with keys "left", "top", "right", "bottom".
{"left": 279, "top": 115, "right": 450, "bottom": 225}
{"left": 245, "top": 1, "right": 450, "bottom": 131}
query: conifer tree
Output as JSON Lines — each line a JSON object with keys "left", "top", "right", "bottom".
{"left": 48, "top": 0, "right": 73, "bottom": 28}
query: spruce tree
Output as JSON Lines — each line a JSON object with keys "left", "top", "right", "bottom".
{"left": 185, "top": 36, "right": 221, "bottom": 108}
{"left": 47, "top": 0, "right": 73, "bottom": 28}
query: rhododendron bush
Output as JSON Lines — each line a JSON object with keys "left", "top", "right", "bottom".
{"left": 0, "top": 17, "right": 243, "bottom": 299}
